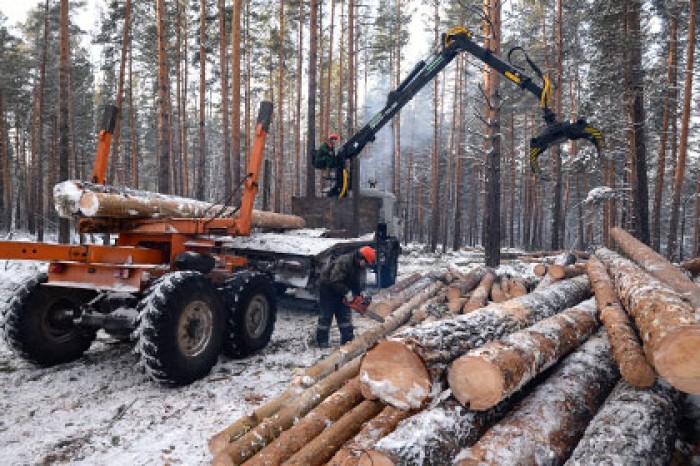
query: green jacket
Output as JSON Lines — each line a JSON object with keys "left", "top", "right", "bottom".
{"left": 319, "top": 252, "right": 364, "bottom": 296}
{"left": 315, "top": 140, "right": 336, "bottom": 169}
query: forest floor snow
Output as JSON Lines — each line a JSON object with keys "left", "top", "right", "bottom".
{"left": 0, "top": 244, "right": 697, "bottom": 464}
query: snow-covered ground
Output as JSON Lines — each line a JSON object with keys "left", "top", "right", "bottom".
{"left": 0, "top": 245, "right": 697, "bottom": 464}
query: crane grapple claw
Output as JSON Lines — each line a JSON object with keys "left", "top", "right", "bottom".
{"left": 529, "top": 119, "right": 605, "bottom": 173}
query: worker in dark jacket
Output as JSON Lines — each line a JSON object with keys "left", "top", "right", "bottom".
{"left": 316, "top": 246, "right": 376, "bottom": 348}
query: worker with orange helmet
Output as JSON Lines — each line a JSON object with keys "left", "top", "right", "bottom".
{"left": 314, "top": 133, "right": 340, "bottom": 170}
{"left": 315, "top": 246, "right": 376, "bottom": 348}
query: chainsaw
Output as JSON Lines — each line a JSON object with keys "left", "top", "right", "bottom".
{"left": 343, "top": 295, "right": 385, "bottom": 323}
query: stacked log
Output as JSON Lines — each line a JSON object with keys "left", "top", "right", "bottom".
{"left": 359, "top": 276, "right": 591, "bottom": 410}
{"left": 534, "top": 251, "right": 579, "bottom": 290}
{"left": 355, "top": 392, "right": 516, "bottom": 465}
{"left": 681, "top": 256, "right": 700, "bottom": 277}
{"left": 212, "top": 358, "right": 362, "bottom": 465}
{"left": 597, "top": 248, "right": 700, "bottom": 394}
{"left": 446, "top": 268, "right": 487, "bottom": 314}
{"left": 610, "top": 226, "right": 700, "bottom": 308}
{"left": 565, "top": 380, "right": 680, "bottom": 465}
{"left": 53, "top": 180, "right": 306, "bottom": 229}
{"left": 454, "top": 330, "right": 619, "bottom": 465}
{"left": 448, "top": 298, "right": 599, "bottom": 410}
{"left": 586, "top": 256, "right": 656, "bottom": 387}
{"left": 462, "top": 271, "right": 496, "bottom": 313}
{"left": 328, "top": 405, "right": 416, "bottom": 466}
{"left": 370, "top": 275, "right": 443, "bottom": 317}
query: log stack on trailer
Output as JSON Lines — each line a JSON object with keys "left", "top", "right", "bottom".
{"left": 207, "top": 230, "right": 700, "bottom": 465}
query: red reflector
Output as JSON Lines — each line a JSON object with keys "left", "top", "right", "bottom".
{"left": 48, "top": 263, "right": 65, "bottom": 274}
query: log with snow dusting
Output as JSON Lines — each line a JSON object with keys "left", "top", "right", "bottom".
{"left": 681, "top": 256, "right": 700, "bottom": 277}
{"left": 445, "top": 268, "right": 487, "bottom": 301}
{"left": 209, "top": 276, "right": 445, "bottom": 455}
{"left": 359, "top": 275, "right": 591, "bottom": 410}
{"left": 53, "top": 180, "right": 306, "bottom": 229}
{"left": 371, "top": 276, "right": 444, "bottom": 317}
{"left": 597, "top": 247, "right": 700, "bottom": 394}
{"left": 564, "top": 380, "right": 680, "bottom": 465}
{"left": 328, "top": 405, "right": 416, "bottom": 466}
{"left": 244, "top": 378, "right": 364, "bottom": 466}
{"left": 586, "top": 255, "right": 656, "bottom": 387}
{"left": 454, "top": 330, "right": 619, "bottom": 466}
{"left": 356, "top": 392, "right": 516, "bottom": 466}
{"left": 610, "top": 226, "right": 700, "bottom": 308}
{"left": 448, "top": 298, "right": 599, "bottom": 410}
{"left": 211, "top": 358, "right": 361, "bottom": 466}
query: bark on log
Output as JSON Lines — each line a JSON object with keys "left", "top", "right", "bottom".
{"left": 359, "top": 276, "right": 591, "bottom": 409}
{"left": 445, "top": 268, "right": 487, "bottom": 301}
{"left": 54, "top": 180, "right": 306, "bottom": 229}
{"left": 328, "top": 405, "right": 415, "bottom": 466}
{"left": 244, "top": 378, "right": 364, "bottom": 466}
{"left": 506, "top": 279, "right": 528, "bottom": 298}
{"left": 448, "top": 298, "right": 599, "bottom": 410}
{"left": 212, "top": 358, "right": 361, "bottom": 466}
{"left": 564, "top": 380, "right": 680, "bottom": 465}
{"left": 283, "top": 400, "right": 385, "bottom": 466}
{"left": 586, "top": 256, "right": 656, "bottom": 387}
{"left": 371, "top": 273, "right": 422, "bottom": 302}
{"left": 597, "top": 247, "right": 700, "bottom": 394}
{"left": 356, "top": 391, "right": 517, "bottom": 466}
{"left": 489, "top": 281, "right": 508, "bottom": 303}
{"left": 611, "top": 226, "right": 700, "bottom": 308}
{"left": 681, "top": 257, "right": 700, "bottom": 277}
{"left": 454, "top": 330, "right": 619, "bottom": 466}
{"left": 548, "top": 264, "right": 585, "bottom": 280}
{"left": 462, "top": 272, "right": 496, "bottom": 313}
{"left": 370, "top": 276, "right": 440, "bottom": 317}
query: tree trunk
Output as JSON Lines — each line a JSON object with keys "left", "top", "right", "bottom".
{"left": 212, "top": 358, "right": 361, "bottom": 466}
{"left": 219, "top": 0, "right": 231, "bottom": 198}
{"left": 245, "top": 378, "right": 364, "bottom": 466}
{"left": 109, "top": 0, "right": 132, "bottom": 187}
{"left": 294, "top": 0, "right": 304, "bottom": 196}
{"left": 565, "top": 380, "right": 680, "bottom": 465}
{"left": 58, "top": 0, "right": 71, "bottom": 243}
{"left": 156, "top": 0, "right": 171, "bottom": 194}
{"left": 274, "top": 0, "right": 284, "bottom": 213}
{"left": 231, "top": 0, "right": 242, "bottom": 187}
{"left": 0, "top": 90, "right": 9, "bottom": 231}
{"left": 449, "top": 299, "right": 598, "bottom": 410}
{"left": 359, "top": 276, "right": 591, "bottom": 409}
{"left": 586, "top": 255, "right": 655, "bottom": 387}
{"left": 429, "top": 2, "right": 440, "bottom": 253}
{"left": 282, "top": 400, "right": 384, "bottom": 466}
{"left": 550, "top": 0, "right": 564, "bottom": 250}
{"left": 462, "top": 271, "right": 495, "bottom": 313}
{"left": 196, "top": 0, "right": 206, "bottom": 199}
{"left": 329, "top": 405, "right": 415, "bottom": 466}
{"left": 129, "top": 47, "right": 139, "bottom": 188}
{"left": 482, "top": 0, "right": 501, "bottom": 266}
{"left": 455, "top": 330, "right": 618, "bottom": 465}
{"left": 611, "top": 226, "right": 700, "bottom": 308}
{"left": 596, "top": 247, "right": 700, "bottom": 394}
{"left": 305, "top": 0, "right": 318, "bottom": 197}
{"left": 651, "top": 15, "right": 678, "bottom": 252}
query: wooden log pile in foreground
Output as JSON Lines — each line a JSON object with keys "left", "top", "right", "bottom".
{"left": 209, "top": 239, "right": 699, "bottom": 465}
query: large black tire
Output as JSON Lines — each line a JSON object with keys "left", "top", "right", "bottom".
{"left": 1, "top": 273, "right": 97, "bottom": 366}
{"left": 135, "top": 272, "right": 226, "bottom": 385}
{"left": 221, "top": 271, "right": 277, "bottom": 358}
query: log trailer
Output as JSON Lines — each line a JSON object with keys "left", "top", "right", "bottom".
{"left": 326, "top": 26, "right": 605, "bottom": 197}
{"left": 0, "top": 102, "right": 399, "bottom": 386}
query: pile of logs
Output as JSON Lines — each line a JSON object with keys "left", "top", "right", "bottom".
{"left": 209, "top": 231, "right": 700, "bottom": 465}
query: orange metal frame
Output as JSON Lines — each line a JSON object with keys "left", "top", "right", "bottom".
{"left": 0, "top": 102, "right": 273, "bottom": 292}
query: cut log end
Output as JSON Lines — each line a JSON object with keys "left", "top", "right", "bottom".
{"left": 357, "top": 451, "right": 395, "bottom": 466}
{"left": 211, "top": 452, "right": 235, "bottom": 466}
{"left": 654, "top": 326, "right": 700, "bottom": 394}
{"left": 447, "top": 356, "right": 504, "bottom": 410}
{"left": 360, "top": 340, "right": 431, "bottom": 410}
{"left": 209, "top": 432, "right": 233, "bottom": 455}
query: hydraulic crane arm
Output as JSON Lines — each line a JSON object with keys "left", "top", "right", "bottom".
{"left": 333, "top": 26, "right": 604, "bottom": 193}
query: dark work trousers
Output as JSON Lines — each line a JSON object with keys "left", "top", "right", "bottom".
{"left": 317, "top": 285, "right": 354, "bottom": 346}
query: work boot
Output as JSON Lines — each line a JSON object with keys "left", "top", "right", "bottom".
{"left": 316, "top": 340, "right": 330, "bottom": 349}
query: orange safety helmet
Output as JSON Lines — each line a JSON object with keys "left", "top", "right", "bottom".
{"left": 328, "top": 133, "right": 340, "bottom": 141}
{"left": 359, "top": 246, "right": 376, "bottom": 265}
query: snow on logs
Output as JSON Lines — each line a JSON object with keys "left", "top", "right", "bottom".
{"left": 597, "top": 247, "right": 700, "bottom": 394}
{"left": 462, "top": 271, "right": 496, "bottom": 313}
{"left": 53, "top": 180, "right": 306, "bottom": 230}
{"left": 447, "top": 298, "right": 599, "bottom": 410}
{"left": 359, "top": 275, "right": 591, "bottom": 410}
{"left": 586, "top": 255, "right": 656, "bottom": 387}
{"left": 610, "top": 226, "right": 700, "bottom": 308}
{"left": 454, "top": 330, "right": 619, "bottom": 465}
{"left": 565, "top": 380, "right": 680, "bottom": 465}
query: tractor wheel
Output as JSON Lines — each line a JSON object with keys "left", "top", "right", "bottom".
{"left": 135, "top": 272, "right": 226, "bottom": 385}
{"left": 221, "top": 271, "right": 277, "bottom": 358}
{"left": 1, "top": 273, "right": 97, "bottom": 366}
